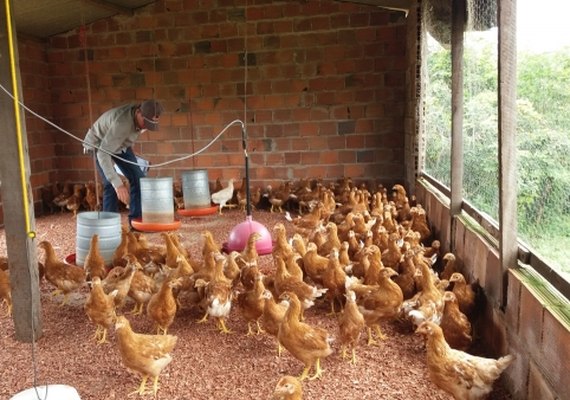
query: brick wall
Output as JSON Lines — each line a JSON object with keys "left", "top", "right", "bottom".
{"left": 4, "top": 38, "right": 57, "bottom": 222}
{"left": 41, "top": 0, "right": 408, "bottom": 192}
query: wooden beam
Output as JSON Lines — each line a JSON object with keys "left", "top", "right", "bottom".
{"left": 450, "top": 0, "right": 466, "bottom": 251}
{"left": 0, "top": 0, "right": 43, "bottom": 342}
{"left": 82, "top": 0, "right": 134, "bottom": 15}
{"left": 498, "top": 0, "right": 518, "bottom": 308}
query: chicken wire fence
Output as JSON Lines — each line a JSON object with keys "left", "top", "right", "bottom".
{"left": 421, "top": 0, "right": 570, "bottom": 277}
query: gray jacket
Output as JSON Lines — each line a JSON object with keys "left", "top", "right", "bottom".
{"left": 83, "top": 103, "right": 143, "bottom": 189}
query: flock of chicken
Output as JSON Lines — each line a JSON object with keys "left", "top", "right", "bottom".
{"left": 1, "top": 178, "right": 515, "bottom": 399}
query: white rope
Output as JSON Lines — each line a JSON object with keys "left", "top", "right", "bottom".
{"left": 0, "top": 82, "right": 244, "bottom": 168}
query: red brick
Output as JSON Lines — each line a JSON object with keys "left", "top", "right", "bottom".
{"left": 540, "top": 308, "right": 570, "bottom": 398}
{"left": 519, "top": 284, "right": 544, "bottom": 358}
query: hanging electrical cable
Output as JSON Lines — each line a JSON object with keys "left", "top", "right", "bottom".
{"left": 0, "top": 82, "right": 244, "bottom": 169}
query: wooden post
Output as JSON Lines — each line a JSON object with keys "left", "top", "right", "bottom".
{"left": 450, "top": 0, "right": 466, "bottom": 252}
{"left": 0, "top": 0, "right": 43, "bottom": 341}
{"left": 498, "top": 0, "right": 518, "bottom": 308}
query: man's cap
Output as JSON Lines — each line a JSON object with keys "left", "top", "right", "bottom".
{"left": 140, "top": 100, "right": 164, "bottom": 131}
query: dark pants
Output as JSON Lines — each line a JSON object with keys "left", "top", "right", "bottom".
{"left": 96, "top": 147, "right": 145, "bottom": 225}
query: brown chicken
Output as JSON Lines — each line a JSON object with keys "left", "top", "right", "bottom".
{"left": 236, "top": 231, "right": 261, "bottom": 267}
{"left": 237, "top": 272, "right": 266, "bottom": 335}
{"left": 440, "top": 253, "right": 458, "bottom": 280}
{"left": 337, "top": 289, "right": 365, "bottom": 364}
{"left": 102, "top": 259, "right": 136, "bottom": 309}
{"left": 84, "top": 276, "right": 118, "bottom": 344}
{"left": 450, "top": 272, "right": 477, "bottom": 317}
{"left": 321, "top": 248, "right": 347, "bottom": 314}
{"left": 301, "top": 242, "right": 328, "bottom": 286}
{"left": 284, "top": 253, "right": 304, "bottom": 282}
{"left": 38, "top": 240, "right": 87, "bottom": 306}
{"left": 196, "top": 254, "right": 233, "bottom": 333}
{"left": 235, "top": 176, "right": 248, "bottom": 211}
{"left": 0, "top": 268, "right": 12, "bottom": 316}
{"left": 221, "top": 251, "right": 242, "bottom": 287}
{"left": 285, "top": 202, "right": 324, "bottom": 235}
{"left": 393, "top": 249, "right": 417, "bottom": 299}
{"left": 273, "top": 223, "right": 294, "bottom": 261}
{"left": 274, "top": 253, "right": 327, "bottom": 321}
{"left": 83, "top": 181, "right": 99, "bottom": 211}
{"left": 267, "top": 181, "right": 293, "bottom": 213}
{"left": 40, "top": 182, "right": 59, "bottom": 214}
{"left": 403, "top": 257, "right": 444, "bottom": 328}
{"left": 202, "top": 230, "right": 222, "bottom": 258}
{"left": 409, "top": 205, "right": 432, "bottom": 243}
{"left": 164, "top": 232, "right": 187, "bottom": 259}
{"left": 260, "top": 289, "right": 288, "bottom": 356}
{"left": 52, "top": 180, "right": 72, "bottom": 212}
{"left": 115, "top": 315, "right": 178, "bottom": 396}
{"left": 416, "top": 321, "right": 514, "bottom": 400}
{"left": 272, "top": 375, "right": 303, "bottom": 400}
{"left": 161, "top": 232, "right": 182, "bottom": 269}
{"left": 317, "top": 222, "right": 342, "bottom": 257}
{"left": 65, "top": 183, "right": 85, "bottom": 216}
{"left": 291, "top": 233, "right": 307, "bottom": 257}
{"left": 128, "top": 262, "right": 162, "bottom": 315}
{"left": 278, "top": 291, "right": 333, "bottom": 380}
{"left": 362, "top": 245, "right": 385, "bottom": 285}
{"left": 112, "top": 227, "right": 130, "bottom": 268}
{"left": 336, "top": 212, "right": 356, "bottom": 242}
{"left": 348, "top": 268, "right": 403, "bottom": 345}
{"left": 137, "top": 234, "right": 167, "bottom": 266}
{"left": 440, "top": 291, "right": 472, "bottom": 351}
{"left": 147, "top": 277, "right": 183, "bottom": 335}
{"left": 381, "top": 232, "right": 403, "bottom": 270}
{"left": 84, "top": 234, "right": 108, "bottom": 280}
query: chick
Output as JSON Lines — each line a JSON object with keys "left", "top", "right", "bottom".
{"left": 115, "top": 315, "right": 178, "bottom": 396}
{"left": 272, "top": 375, "right": 303, "bottom": 400}
{"left": 416, "top": 321, "right": 514, "bottom": 400}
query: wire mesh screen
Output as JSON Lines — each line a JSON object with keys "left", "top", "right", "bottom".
{"left": 421, "top": 0, "right": 452, "bottom": 185}
{"left": 422, "top": 0, "right": 570, "bottom": 280}
{"left": 516, "top": 0, "right": 570, "bottom": 278}
{"left": 463, "top": 1, "right": 498, "bottom": 220}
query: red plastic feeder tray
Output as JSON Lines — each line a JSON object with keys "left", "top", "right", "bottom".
{"left": 131, "top": 218, "right": 181, "bottom": 232}
{"left": 177, "top": 205, "right": 219, "bottom": 217}
{"left": 65, "top": 253, "right": 76, "bottom": 265}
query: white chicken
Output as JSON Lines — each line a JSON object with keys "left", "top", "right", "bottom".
{"left": 211, "top": 178, "right": 235, "bottom": 214}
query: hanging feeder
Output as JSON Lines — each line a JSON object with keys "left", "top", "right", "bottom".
{"left": 178, "top": 169, "right": 218, "bottom": 217}
{"left": 223, "top": 125, "right": 273, "bottom": 255}
{"left": 131, "top": 177, "right": 181, "bottom": 232}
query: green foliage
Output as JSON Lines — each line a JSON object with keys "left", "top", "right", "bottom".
{"left": 425, "top": 37, "right": 570, "bottom": 274}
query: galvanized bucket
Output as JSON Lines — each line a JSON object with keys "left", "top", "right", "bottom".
{"left": 182, "top": 169, "right": 211, "bottom": 209}
{"left": 76, "top": 211, "right": 121, "bottom": 267}
{"left": 141, "top": 177, "right": 174, "bottom": 223}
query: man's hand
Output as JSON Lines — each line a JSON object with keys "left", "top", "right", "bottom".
{"left": 116, "top": 185, "right": 130, "bottom": 206}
